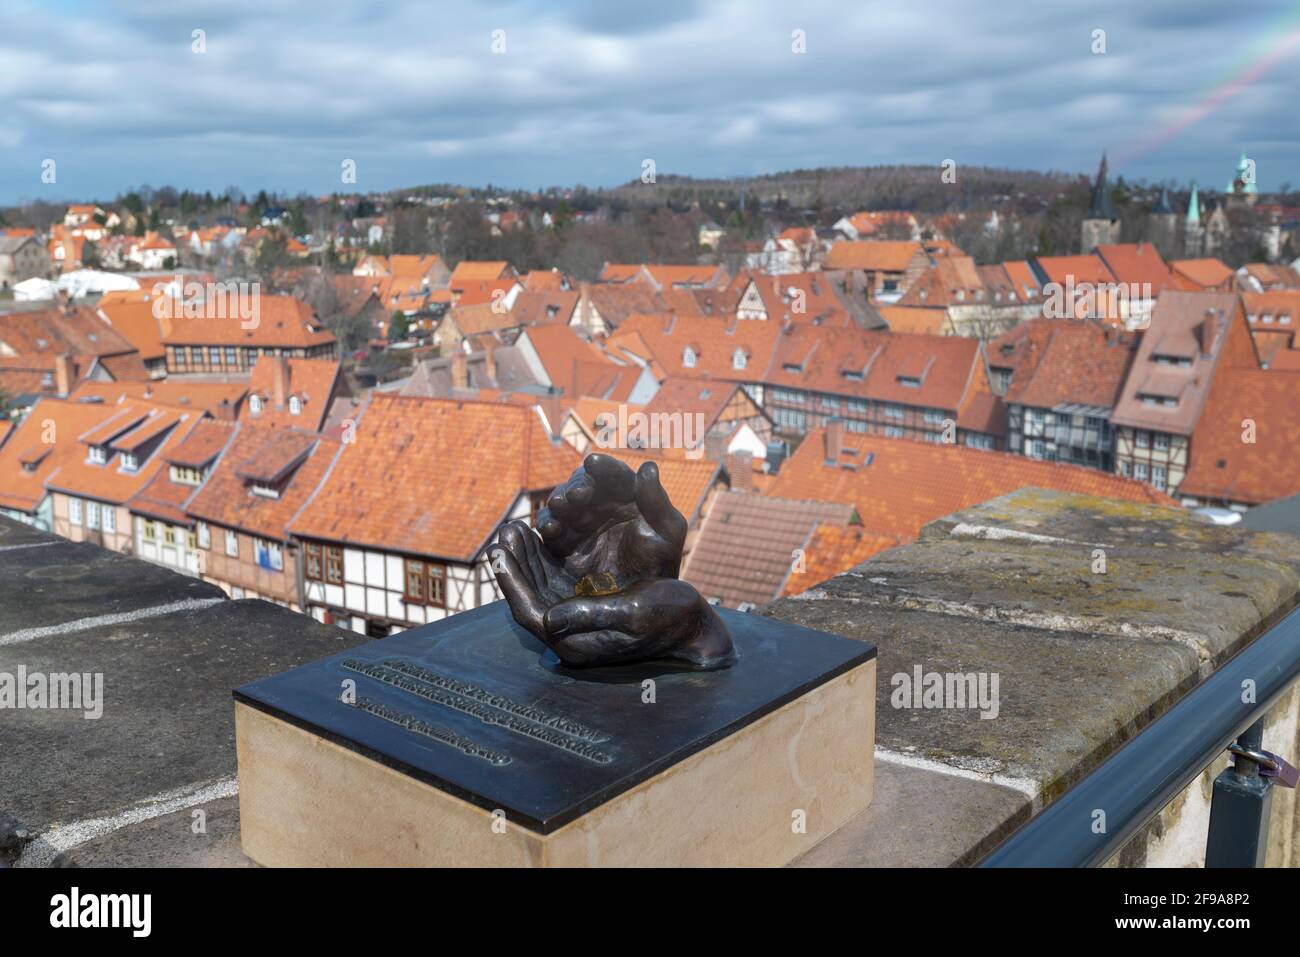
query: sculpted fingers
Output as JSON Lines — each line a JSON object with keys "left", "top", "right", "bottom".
{"left": 489, "top": 545, "right": 547, "bottom": 639}
{"left": 634, "top": 460, "right": 687, "bottom": 551}
{"left": 582, "top": 453, "right": 637, "bottom": 504}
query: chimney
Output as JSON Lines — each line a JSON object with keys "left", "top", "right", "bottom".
{"left": 215, "top": 397, "right": 237, "bottom": 421}
{"left": 728, "top": 451, "right": 754, "bottom": 492}
{"left": 452, "top": 351, "right": 469, "bottom": 390}
{"left": 54, "top": 353, "right": 74, "bottom": 396}
{"left": 56, "top": 288, "right": 72, "bottom": 315}
{"left": 273, "top": 355, "right": 290, "bottom": 408}
{"left": 482, "top": 339, "right": 497, "bottom": 385}
{"left": 824, "top": 417, "right": 843, "bottom": 464}
{"left": 1201, "top": 310, "right": 1220, "bottom": 356}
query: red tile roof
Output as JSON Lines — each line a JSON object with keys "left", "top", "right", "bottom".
{"left": 1032, "top": 254, "right": 1116, "bottom": 287}
{"left": 1094, "top": 243, "right": 1172, "bottom": 296}
{"left": 823, "top": 241, "right": 925, "bottom": 272}
{"left": 45, "top": 400, "right": 208, "bottom": 506}
{"left": 1179, "top": 369, "right": 1300, "bottom": 505}
{"left": 1002, "top": 318, "right": 1140, "bottom": 411}
{"left": 0, "top": 398, "right": 123, "bottom": 512}
{"left": 162, "top": 295, "right": 336, "bottom": 349}
{"left": 290, "top": 395, "right": 580, "bottom": 562}
{"left": 780, "top": 522, "right": 900, "bottom": 597}
{"left": 244, "top": 358, "right": 341, "bottom": 432}
{"left": 127, "top": 419, "right": 237, "bottom": 525}
{"left": 186, "top": 425, "right": 340, "bottom": 541}
{"left": 449, "top": 260, "right": 513, "bottom": 289}
{"left": 1111, "top": 292, "right": 1256, "bottom": 436}
{"left": 878, "top": 306, "right": 949, "bottom": 335}
{"left": 96, "top": 290, "right": 172, "bottom": 361}
{"left": 769, "top": 428, "right": 1174, "bottom": 542}
{"left": 1169, "top": 259, "right": 1235, "bottom": 290}
{"left": 681, "top": 491, "right": 857, "bottom": 607}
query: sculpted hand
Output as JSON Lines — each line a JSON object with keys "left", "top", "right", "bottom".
{"left": 491, "top": 454, "right": 734, "bottom": 670}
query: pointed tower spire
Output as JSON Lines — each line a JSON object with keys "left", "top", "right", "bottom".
{"left": 1088, "top": 152, "right": 1116, "bottom": 220}
{"left": 1152, "top": 187, "right": 1173, "bottom": 215}
{"left": 1186, "top": 183, "right": 1201, "bottom": 224}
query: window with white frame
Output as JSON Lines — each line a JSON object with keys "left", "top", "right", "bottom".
{"left": 88, "top": 446, "right": 107, "bottom": 465}
{"left": 86, "top": 500, "right": 100, "bottom": 530}
{"left": 69, "top": 498, "right": 82, "bottom": 526}
{"left": 289, "top": 396, "right": 302, "bottom": 416}
{"left": 249, "top": 395, "right": 263, "bottom": 415}
{"left": 225, "top": 529, "right": 239, "bottom": 557}
{"left": 1153, "top": 466, "right": 1167, "bottom": 491}
{"left": 255, "top": 538, "right": 284, "bottom": 571}
{"left": 682, "top": 347, "right": 696, "bottom": 368}
{"left": 103, "top": 505, "right": 116, "bottom": 534}
{"left": 732, "top": 349, "right": 746, "bottom": 371}
{"left": 197, "top": 522, "right": 210, "bottom": 548}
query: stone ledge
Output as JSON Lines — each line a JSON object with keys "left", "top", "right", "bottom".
{"left": 4, "top": 488, "right": 1299, "bottom": 868}
{"left": 768, "top": 488, "right": 1300, "bottom": 866}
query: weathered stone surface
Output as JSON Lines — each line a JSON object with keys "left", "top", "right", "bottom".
{"left": 0, "top": 539, "right": 225, "bottom": 639}
{"left": 800, "top": 538, "right": 1290, "bottom": 669}
{"left": 763, "top": 598, "right": 1198, "bottom": 799}
{"left": 1, "top": 597, "right": 364, "bottom": 861}
{"left": 922, "top": 488, "right": 1300, "bottom": 581}
{"left": 0, "top": 520, "right": 60, "bottom": 549}
{"left": 792, "top": 758, "right": 1029, "bottom": 867}
{"left": 52, "top": 796, "right": 252, "bottom": 868}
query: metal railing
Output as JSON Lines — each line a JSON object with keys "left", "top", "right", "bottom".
{"left": 979, "top": 605, "right": 1300, "bottom": 867}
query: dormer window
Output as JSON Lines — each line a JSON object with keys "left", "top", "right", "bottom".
{"left": 120, "top": 452, "right": 139, "bottom": 472}
{"left": 683, "top": 347, "right": 697, "bottom": 368}
{"left": 732, "top": 349, "right": 747, "bottom": 371}
{"left": 289, "top": 396, "right": 302, "bottom": 416}
{"left": 249, "top": 395, "right": 263, "bottom": 415}
{"left": 251, "top": 481, "right": 280, "bottom": 499}
{"left": 88, "top": 445, "right": 108, "bottom": 465}
{"left": 897, "top": 375, "right": 922, "bottom": 388}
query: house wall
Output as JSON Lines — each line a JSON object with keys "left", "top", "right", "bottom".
{"left": 1114, "top": 426, "right": 1187, "bottom": 494}
{"left": 200, "top": 524, "right": 301, "bottom": 609}
{"left": 134, "top": 516, "right": 202, "bottom": 577}
{"left": 52, "top": 493, "right": 134, "bottom": 554}
{"left": 298, "top": 492, "right": 532, "bottom": 637}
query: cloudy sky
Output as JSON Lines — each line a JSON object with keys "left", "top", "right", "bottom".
{"left": 3, "top": 0, "right": 1299, "bottom": 204}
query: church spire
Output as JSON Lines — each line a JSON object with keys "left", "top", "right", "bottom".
{"left": 1088, "top": 152, "right": 1116, "bottom": 220}
{"left": 1186, "top": 182, "right": 1201, "bottom": 224}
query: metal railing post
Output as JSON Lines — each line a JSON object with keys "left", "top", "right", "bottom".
{"left": 1205, "top": 717, "right": 1273, "bottom": 867}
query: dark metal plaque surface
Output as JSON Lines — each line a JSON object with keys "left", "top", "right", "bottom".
{"left": 234, "top": 601, "right": 874, "bottom": 834}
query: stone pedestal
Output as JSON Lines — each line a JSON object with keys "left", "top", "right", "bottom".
{"left": 234, "top": 601, "right": 875, "bottom": 867}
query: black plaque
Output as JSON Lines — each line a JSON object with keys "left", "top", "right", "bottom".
{"left": 234, "top": 601, "right": 875, "bottom": 834}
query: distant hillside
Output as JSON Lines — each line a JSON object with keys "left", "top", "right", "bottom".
{"left": 596, "top": 164, "right": 1083, "bottom": 214}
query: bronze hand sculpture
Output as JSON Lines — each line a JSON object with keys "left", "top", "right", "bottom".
{"left": 491, "top": 453, "right": 735, "bottom": 670}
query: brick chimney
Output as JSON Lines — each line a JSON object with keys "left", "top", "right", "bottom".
{"left": 54, "top": 353, "right": 74, "bottom": 396}
{"left": 273, "top": 355, "right": 290, "bottom": 408}
{"left": 215, "top": 398, "right": 237, "bottom": 421}
{"left": 824, "top": 417, "right": 843, "bottom": 464}
{"left": 728, "top": 450, "right": 754, "bottom": 492}
{"left": 1201, "top": 310, "right": 1220, "bottom": 356}
{"left": 482, "top": 340, "right": 497, "bottom": 385}
{"left": 452, "top": 351, "right": 469, "bottom": 390}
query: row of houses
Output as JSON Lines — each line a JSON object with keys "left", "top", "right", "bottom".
{"left": 0, "top": 391, "right": 579, "bottom": 637}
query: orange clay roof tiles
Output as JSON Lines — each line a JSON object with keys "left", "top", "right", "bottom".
{"left": 289, "top": 394, "right": 580, "bottom": 561}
